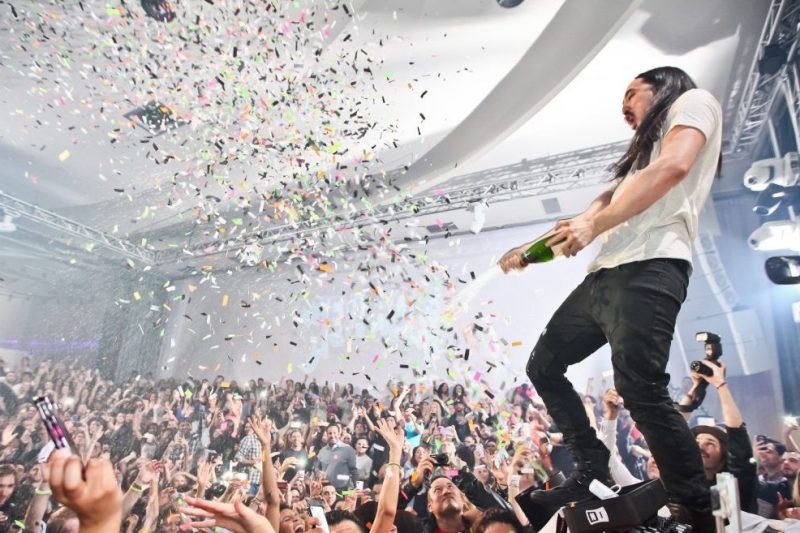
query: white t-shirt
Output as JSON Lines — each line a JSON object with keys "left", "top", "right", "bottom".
{"left": 588, "top": 88, "right": 722, "bottom": 272}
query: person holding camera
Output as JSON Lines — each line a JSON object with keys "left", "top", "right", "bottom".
{"left": 678, "top": 359, "right": 758, "bottom": 514}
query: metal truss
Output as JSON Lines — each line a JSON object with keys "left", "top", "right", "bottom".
{"left": 0, "top": 191, "right": 155, "bottom": 265}
{"left": 727, "top": 0, "right": 800, "bottom": 155}
{"left": 152, "top": 140, "right": 628, "bottom": 263}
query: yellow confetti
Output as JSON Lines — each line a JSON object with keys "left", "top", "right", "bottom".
{"left": 58, "top": 150, "right": 70, "bottom": 161}
{"left": 511, "top": 341, "right": 523, "bottom": 347}
{"left": 222, "top": 294, "right": 229, "bottom": 306}
{"left": 287, "top": 362, "right": 293, "bottom": 373}
{"left": 133, "top": 291, "right": 141, "bottom": 300}
{"left": 187, "top": 284, "right": 197, "bottom": 293}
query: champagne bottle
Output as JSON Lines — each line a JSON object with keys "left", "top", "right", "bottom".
{"left": 520, "top": 232, "right": 566, "bottom": 264}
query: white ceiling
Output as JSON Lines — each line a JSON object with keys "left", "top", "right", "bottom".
{"left": 0, "top": 0, "right": 770, "bottom": 278}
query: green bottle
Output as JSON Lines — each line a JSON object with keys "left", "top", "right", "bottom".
{"left": 520, "top": 233, "right": 566, "bottom": 264}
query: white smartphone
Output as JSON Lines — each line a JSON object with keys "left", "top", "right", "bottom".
{"left": 355, "top": 480, "right": 364, "bottom": 490}
{"left": 309, "top": 502, "right": 330, "bottom": 533}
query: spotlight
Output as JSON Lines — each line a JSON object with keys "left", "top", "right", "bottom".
{"left": 469, "top": 201, "right": 487, "bottom": 235}
{"left": 758, "top": 43, "right": 788, "bottom": 77}
{"left": 141, "top": 0, "right": 176, "bottom": 22}
{"left": 0, "top": 211, "right": 17, "bottom": 233}
{"left": 753, "top": 184, "right": 800, "bottom": 216}
{"left": 747, "top": 219, "right": 800, "bottom": 252}
{"left": 743, "top": 152, "right": 799, "bottom": 192}
{"left": 765, "top": 255, "right": 800, "bottom": 285}
{"left": 497, "top": 0, "right": 525, "bottom": 7}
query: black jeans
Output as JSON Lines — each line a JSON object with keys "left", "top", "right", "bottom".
{"left": 526, "top": 258, "right": 709, "bottom": 508}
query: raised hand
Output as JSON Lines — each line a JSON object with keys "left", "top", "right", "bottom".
{"left": 46, "top": 450, "right": 123, "bottom": 532}
{"left": 375, "top": 418, "right": 403, "bottom": 453}
{"left": 180, "top": 495, "right": 275, "bottom": 533}
{"left": 697, "top": 360, "right": 726, "bottom": 388}
{"left": 248, "top": 415, "right": 273, "bottom": 448}
{"left": 196, "top": 460, "right": 215, "bottom": 491}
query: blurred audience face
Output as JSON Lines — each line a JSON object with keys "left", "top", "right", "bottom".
{"left": 781, "top": 452, "right": 800, "bottom": 480}
{"left": 279, "top": 507, "right": 305, "bottom": 533}
{"left": 355, "top": 438, "right": 369, "bottom": 456}
{"left": 758, "top": 443, "right": 783, "bottom": 470}
{"left": 0, "top": 473, "right": 15, "bottom": 506}
{"left": 696, "top": 434, "right": 723, "bottom": 472}
{"left": 330, "top": 519, "right": 363, "bottom": 533}
{"left": 474, "top": 464, "right": 490, "bottom": 484}
{"left": 289, "top": 430, "right": 304, "bottom": 449}
{"left": 482, "top": 522, "right": 520, "bottom": 533}
{"left": 781, "top": 451, "right": 800, "bottom": 479}
{"left": 326, "top": 425, "right": 340, "bottom": 446}
{"left": 413, "top": 446, "right": 430, "bottom": 464}
{"left": 322, "top": 484, "right": 337, "bottom": 508}
{"left": 428, "top": 477, "right": 463, "bottom": 519}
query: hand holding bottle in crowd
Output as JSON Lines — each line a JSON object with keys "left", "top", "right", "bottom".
{"left": 45, "top": 449, "right": 123, "bottom": 533}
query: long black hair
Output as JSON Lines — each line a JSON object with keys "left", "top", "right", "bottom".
{"left": 613, "top": 66, "right": 698, "bottom": 179}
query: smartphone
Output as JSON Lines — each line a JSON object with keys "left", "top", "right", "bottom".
{"left": 355, "top": 480, "right": 364, "bottom": 490}
{"left": 308, "top": 500, "right": 330, "bottom": 533}
{"left": 34, "top": 396, "right": 81, "bottom": 462}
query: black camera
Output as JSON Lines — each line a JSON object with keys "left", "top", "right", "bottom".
{"left": 431, "top": 453, "right": 450, "bottom": 467}
{"left": 689, "top": 332, "right": 722, "bottom": 377}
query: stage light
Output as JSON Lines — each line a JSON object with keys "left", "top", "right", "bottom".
{"left": 758, "top": 43, "right": 788, "bottom": 77}
{"left": 753, "top": 184, "right": 800, "bottom": 216}
{"left": 497, "top": 0, "right": 525, "bottom": 7}
{"left": 748, "top": 219, "right": 800, "bottom": 252}
{"left": 141, "top": 0, "right": 176, "bottom": 22}
{"left": 469, "top": 201, "right": 487, "bottom": 235}
{"left": 0, "top": 211, "right": 17, "bottom": 233}
{"left": 743, "top": 152, "right": 799, "bottom": 192}
{"left": 765, "top": 255, "right": 800, "bottom": 285}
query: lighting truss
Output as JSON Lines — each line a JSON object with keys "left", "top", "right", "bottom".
{"left": 727, "top": 0, "right": 800, "bottom": 155}
{"left": 152, "top": 140, "right": 627, "bottom": 264}
{"left": 0, "top": 191, "right": 155, "bottom": 265}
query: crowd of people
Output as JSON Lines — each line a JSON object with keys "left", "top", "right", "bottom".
{"left": 0, "top": 355, "right": 798, "bottom": 532}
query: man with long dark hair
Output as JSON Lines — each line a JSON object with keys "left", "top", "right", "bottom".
{"left": 500, "top": 66, "right": 722, "bottom": 530}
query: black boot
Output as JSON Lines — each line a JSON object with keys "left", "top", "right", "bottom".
{"left": 515, "top": 448, "right": 613, "bottom": 529}
{"left": 667, "top": 502, "right": 716, "bottom": 533}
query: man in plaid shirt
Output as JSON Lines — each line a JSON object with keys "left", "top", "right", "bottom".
{"left": 234, "top": 424, "right": 262, "bottom": 495}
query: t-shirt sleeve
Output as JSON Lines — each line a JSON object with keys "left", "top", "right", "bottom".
{"left": 665, "top": 89, "right": 721, "bottom": 141}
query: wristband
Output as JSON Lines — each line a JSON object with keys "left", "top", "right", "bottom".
{"left": 34, "top": 489, "right": 52, "bottom": 496}
{"left": 130, "top": 483, "right": 144, "bottom": 493}
{"left": 385, "top": 462, "right": 402, "bottom": 470}
{"left": 716, "top": 382, "right": 727, "bottom": 390}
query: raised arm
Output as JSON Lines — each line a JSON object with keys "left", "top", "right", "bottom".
{"left": 370, "top": 419, "right": 404, "bottom": 533}
{"left": 249, "top": 415, "right": 280, "bottom": 532}
{"left": 121, "top": 460, "right": 157, "bottom": 520}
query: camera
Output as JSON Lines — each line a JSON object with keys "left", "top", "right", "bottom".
{"left": 431, "top": 453, "right": 450, "bottom": 467}
{"left": 690, "top": 332, "right": 722, "bottom": 377}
